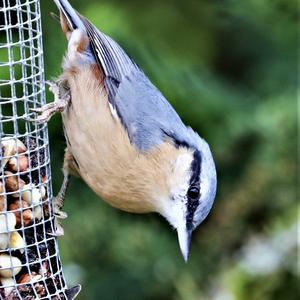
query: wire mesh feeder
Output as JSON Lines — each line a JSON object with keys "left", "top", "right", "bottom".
{"left": 0, "top": 0, "right": 79, "bottom": 299}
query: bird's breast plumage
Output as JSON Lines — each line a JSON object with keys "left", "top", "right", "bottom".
{"left": 60, "top": 64, "right": 181, "bottom": 213}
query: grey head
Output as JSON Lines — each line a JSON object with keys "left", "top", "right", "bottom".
{"left": 158, "top": 129, "right": 217, "bottom": 262}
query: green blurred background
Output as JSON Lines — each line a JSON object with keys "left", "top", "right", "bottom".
{"left": 40, "top": 0, "right": 297, "bottom": 299}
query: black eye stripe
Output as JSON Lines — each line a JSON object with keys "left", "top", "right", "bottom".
{"left": 186, "top": 199, "right": 199, "bottom": 230}
{"left": 190, "top": 150, "right": 201, "bottom": 185}
{"left": 188, "top": 186, "right": 200, "bottom": 200}
{"left": 186, "top": 149, "right": 202, "bottom": 231}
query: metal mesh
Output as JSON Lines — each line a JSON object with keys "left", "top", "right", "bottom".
{"left": 0, "top": 0, "right": 69, "bottom": 298}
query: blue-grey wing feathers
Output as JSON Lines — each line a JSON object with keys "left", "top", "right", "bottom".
{"left": 53, "top": 0, "right": 85, "bottom": 31}
{"left": 79, "top": 17, "right": 139, "bottom": 100}
{"left": 54, "top": 0, "right": 200, "bottom": 151}
{"left": 113, "top": 70, "right": 197, "bottom": 151}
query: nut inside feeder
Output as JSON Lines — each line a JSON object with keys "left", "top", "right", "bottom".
{"left": 0, "top": 0, "right": 80, "bottom": 298}
{"left": 0, "top": 138, "right": 66, "bottom": 298}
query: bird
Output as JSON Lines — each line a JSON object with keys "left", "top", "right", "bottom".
{"left": 34, "top": 0, "right": 217, "bottom": 262}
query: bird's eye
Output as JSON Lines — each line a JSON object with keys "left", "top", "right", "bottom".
{"left": 188, "top": 186, "right": 200, "bottom": 200}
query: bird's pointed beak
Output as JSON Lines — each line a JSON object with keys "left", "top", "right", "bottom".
{"left": 177, "top": 226, "right": 192, "bottom": 262}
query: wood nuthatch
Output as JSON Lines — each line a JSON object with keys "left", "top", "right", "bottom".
{"left": 34, "top": 0, "right": 217, "bottom": 261}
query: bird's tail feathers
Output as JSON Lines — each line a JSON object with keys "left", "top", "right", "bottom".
{"left": 53, "top": 0, "right": 85, "bottom": 33}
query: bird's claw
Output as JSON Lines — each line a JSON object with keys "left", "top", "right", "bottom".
{"left": 49, "top": 173, "right": 70, "bottom": 237}
{"left": 24, "top": 104, "right": 55, "bottom": 123}
{"left": 53, "top": 195, "right": 68, "bottom": 218}
{"left": 45, "top": 195, "right": 68, "bottom": 237}
{"left": 54, "top": 209, "right": 68, "bottom": 219}
{"left": 46, "top": 80, "right": 60, "bottom": 95}
{"left": 47, "top": 215, "right": 65, "bottom": 237}
{"left": 23, "top": 115, "right": 44, "bottom": 124}
{"left": 25, "top": 80, "right": 70, "bottom": 123}
{"left": 30, "top": 105, "right": 54, "bottom": 113}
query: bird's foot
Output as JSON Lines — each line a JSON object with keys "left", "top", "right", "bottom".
{"left": 47, "top": 216, "right": 65, "bottom": 237}
{"left": 49, "top": 164, "right": 70, "bottom": 237}
{"left": 53, "top": 194, "right": 68, "bottom": 219}
{"left": 54, "top": 218, "right": 65, "bottom": 236}
{"left": 47, "top": 195, "right": 68, "bottom": 237}
{"left": 46, "top": 80, "right": 60, "bottom": 95}
{"left": 26, "top": 80, "right": 70, "bottom": 123}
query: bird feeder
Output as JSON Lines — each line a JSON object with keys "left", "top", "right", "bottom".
{"left": 0, "top": 0, "right": 79, "bottom": 298}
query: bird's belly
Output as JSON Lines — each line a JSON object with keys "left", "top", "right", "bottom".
{"left": 60, "top": 67, "right": 153, "bottom": 213}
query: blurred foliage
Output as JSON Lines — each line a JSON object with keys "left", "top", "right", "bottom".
{"left": 38, "top": 0, "right": 298, "bottom": 299}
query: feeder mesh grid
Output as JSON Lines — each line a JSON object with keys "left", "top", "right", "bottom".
{"left": 0, "top": 0, "right": 68, "bottom": 298}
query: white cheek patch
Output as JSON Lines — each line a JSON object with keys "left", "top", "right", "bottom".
{"left": 169, "top": 152, "right": 193, "bottom": 200}
{"left": 163, "top": 152, "right": 193, "bottom": 228}
{"left": 163, "top": 194, "right": 186, "bottom": 230}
